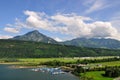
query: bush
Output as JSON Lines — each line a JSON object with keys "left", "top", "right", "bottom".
{"left": 104, "top": 67, "right": 120, "bottom": 77}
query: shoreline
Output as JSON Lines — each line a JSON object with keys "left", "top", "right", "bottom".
{"left": 0, "top": 62, "right": 73, "bottom": 73}
{"left": 1, "top": 62, "right": 118, "bottom": 80}
{"left": 0, "top": 62, "right": 42, "bottom": 69}
{"left": 8, "top": 65, "right": 44, "bottom": 69}
{"left": 0, "top": 62, "right": 18, "bottom": 64}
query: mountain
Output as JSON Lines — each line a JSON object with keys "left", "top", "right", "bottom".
{"left": 11, "top": 30, "right": 120, "bottom": 49}
{"left": 12, "top": 30, "right": 57, "bottom": 44}
{"left": 63, "top": 38, "right": 120, "bottom": 49}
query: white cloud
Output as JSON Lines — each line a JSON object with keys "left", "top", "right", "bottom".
{"left": 85, "top": 0, "right": 104, "bottom": 14}
{"left": 4, "top": 27, "right": 19, "bottom": 33}
{"left": 0, "top": 35, "right": 13, "bottom": 39}
{"left": 6, "top": 10, "right": 120, "bottom": 40}
{"left": 84, "top": 0, "right": 114, "bottom": 14}
{"left": 91, "top": 21, "right": 118, "bottom": 38}
{"left": 24, "top": 10, "right": 52, "bottom": 30}
{"left": 54, "top": 37, "right": 63, "bottom": 42}
{"left": 50, "top": 14, "right": 91, "bottom": 37}
{"left": 4, "top": 19, "right": 23, "bottom": 33}
{"left": 49, "top": 13, "right": 120, "bottom": 40}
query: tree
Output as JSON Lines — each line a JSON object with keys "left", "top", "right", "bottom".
{"left": 104, "top": 67, "right": 120, "bottom": 77}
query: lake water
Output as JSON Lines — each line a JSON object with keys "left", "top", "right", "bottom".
{"left": 0, "top": 65, "right": 79, "bottom": 80}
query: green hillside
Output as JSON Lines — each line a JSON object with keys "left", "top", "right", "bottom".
{"left": 63, "top": 38, "right": 120, "bottom": 49}
{"left": 0, "top": 39, "right": 120, "bottom": 58}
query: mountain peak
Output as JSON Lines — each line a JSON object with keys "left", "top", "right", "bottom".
{"left": 27, "top": 30, "right": 40, "bottom": 35}
{"left": 30, "top": 30, "right": 39, "bottom": 33}
{"left": 12, "top": 30, "right": 57, "bottom": 43}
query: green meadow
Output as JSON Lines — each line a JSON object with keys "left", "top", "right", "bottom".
{"left": 0, "top": 56, "right": 117, "bottom": 64}
{"left": 92, "top": 61, "right": 120, "bottom": 66}
{"left": 81, "top": 71, "right": 113, "bottom": 80}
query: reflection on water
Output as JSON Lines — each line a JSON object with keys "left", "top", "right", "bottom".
{"left": 0, "top": 65, "right": 79, "bottom": 80}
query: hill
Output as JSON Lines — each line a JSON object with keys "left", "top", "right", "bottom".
{"left": 0, "top": 39, "right": 120, "bottom": 58}
{"left": 63, "top": 38, "right": 120, "bottom": 49}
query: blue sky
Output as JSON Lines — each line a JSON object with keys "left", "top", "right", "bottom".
{"left": 0, "top": 0, "right": 120, "bottom": 41}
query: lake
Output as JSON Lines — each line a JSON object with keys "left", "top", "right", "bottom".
{"left": 0, "top": 65, "right": 79, "bottom": 80}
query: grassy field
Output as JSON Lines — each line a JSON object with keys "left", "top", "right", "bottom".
{"left": 18, "top": 58, "right": 77, "bottom": 63}
{"left": 0, "top": 56, "right": 119, "bottom": 65}
{"left": 0, "top": 58, "right": 78, "bottom": 66}
{"left": 17, "top": 58, "right": 78, "bottom": 66}
{"left": 92, "top": 61, "right": 120, "bottom": 67}
{"left": 81, "top": 71, "right": 113, "bottom": 80}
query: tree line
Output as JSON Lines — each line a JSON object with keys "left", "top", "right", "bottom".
{"left": 0, "top": 39, "right": 120, "bottom": 58}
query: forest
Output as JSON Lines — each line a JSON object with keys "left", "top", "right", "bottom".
{"left": 0, "top": 39, "right": 120, "bottom": 58}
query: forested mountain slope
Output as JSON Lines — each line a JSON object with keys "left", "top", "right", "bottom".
{"left": 0, "top": 39, "right": 120, "bottom": 58}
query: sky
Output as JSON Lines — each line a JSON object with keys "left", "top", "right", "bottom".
{"left": 0, "top": 0, "right": 120, "bottom": 41}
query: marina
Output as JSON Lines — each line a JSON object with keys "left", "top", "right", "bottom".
{"left": 31, "top": 67, "right": 65, "bottom": 74}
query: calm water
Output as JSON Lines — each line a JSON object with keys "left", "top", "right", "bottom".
{"left": 0, "top": 65, "right": 79, "bottom": 80}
